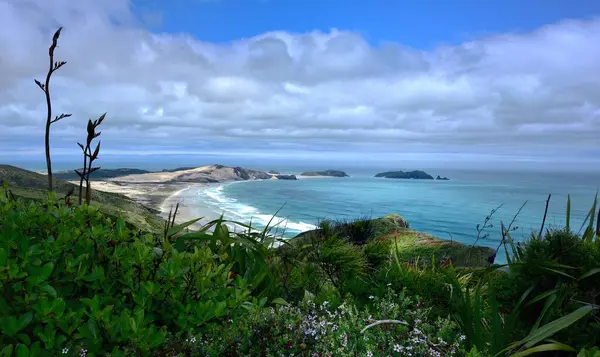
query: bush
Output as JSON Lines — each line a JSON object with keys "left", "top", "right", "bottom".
{"left": 195, "top": 287, "right": 467, "bottom": 356}
{"left": 0, "top": 193, "right": 256, "bottom": 355}
{"left": 363, "top": 239, "right": 391, "bottom": 270}
{"left": 495, "top": 229, "right": 600, "bottom": 349}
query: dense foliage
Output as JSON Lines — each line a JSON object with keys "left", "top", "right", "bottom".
{"left": 0, "top": 188, "right": 258, "bottom": 356}
{"left": 1, "top": 183, "right": 599, "bottom": 356}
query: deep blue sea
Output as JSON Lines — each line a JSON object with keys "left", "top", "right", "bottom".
{"left": 186, "top": 167, "right": 599, "bottom": 263}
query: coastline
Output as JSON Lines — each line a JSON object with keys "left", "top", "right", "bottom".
{"left": 63, "top": 165, "right": 348, "bottom": 235}
{"left": 158, "top": 183, "right": 224, "bottom": 228}
{"left": 75, "top": 180, "right": 221, "bottom": 228}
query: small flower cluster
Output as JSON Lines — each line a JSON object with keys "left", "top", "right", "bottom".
{"left": 191, "top": 288, "right": 467, "bottom": 356}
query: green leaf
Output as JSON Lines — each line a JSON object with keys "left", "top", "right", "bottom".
{"left": 509, "top": 342, "right": 575, "bottom": 357}
{"left": 17, "top": 313, "right": 33, "bottom": 331}
{"left": 83, "top": 266, "right": 104, "bottom": 282}
{"left": 513, "top": 286, "right": 534, "bottom": 313}
{"left": 303, "top": 290, "right": 315, "bottom": 302}
{"left": 0, "top": 248, "right": 6, "bottom": 266}
{"left": 1, "top": 345, "right": 13, "bottom": 357}
{"left": 17, "top": 333, "right": 30, "bottom": 345}
{"left": 39, "top": 284, "right": 57, "bottom": 298}
{"left": 166, "top": 218, "right": 202, "bottom": 238}
{"left": 87, "top": 319, "right": 99, "bottom": 339}
{"left": 526, "top": 288, "right": 558, "bottom": 306}
{"left": 15, "top": 344, "right": 29, "bottom": 357}
{"left": 271, "top": 298, "right": 290, "bottom": 306}
{"left": 27, "top": 262, "right": 54, "bottom": 285}
{"left": 27, "top": 343, "right": 40, "bottom": 357}
{"left": 522, "top": 304, "right": 596, "bottom": 348}
{"left": 531, "top": 294, "right": 556, "bottom": 332}
{"left": 580, "top": 268, "right": 600, "bottom": 280}
{"left": 540, "top": 267, "right": 575, "bottom": 280}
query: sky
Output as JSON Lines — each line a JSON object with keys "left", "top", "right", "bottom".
{"left": 1, "top": 0, "right": 600, "bottom": 170}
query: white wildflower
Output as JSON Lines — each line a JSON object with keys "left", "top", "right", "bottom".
{"left": 367, "top": 351, "right": 373, "bottom": 357}
{"left": 62, "top": 348, "right": 69, "bottom": 355}
{"left": 341, "top": 333, "right": 348, "bottom": 347}
{"left": 393, "top": 344, "right": 401, "bottom": 352}
{"left": 368, "top": 295, "right": 375, "bottom": 300}
{"left": 428, "top": 348, "right": 441, "bottom": 357}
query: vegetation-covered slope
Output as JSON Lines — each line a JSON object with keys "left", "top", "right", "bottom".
{"left": 291, "top": 214, "right": 495, "bottom": 267}
{"left": 53, "top": 168, "right": 151, "bottom": 181}
{"left": 2, "top": 176, "right": 600, "bottom": 356}
{"left": 0, "top": 165, "right": 164, "bottom": 232}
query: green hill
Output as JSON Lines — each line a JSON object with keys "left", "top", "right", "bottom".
{"left": 288, "top": 214, "right": 495, "bottom": 267}
{"left": 53, "top": 168, "right": 151, "bottom": 180}
{"left": 0, "top": 165, "right": 164, "bottom": 232}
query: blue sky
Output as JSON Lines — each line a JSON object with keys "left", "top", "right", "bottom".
{"left": 133, "top": 0, "right": 600, "bottom": 47}
{"left": 2, "top": 0, "right": 600, "bottom": 171}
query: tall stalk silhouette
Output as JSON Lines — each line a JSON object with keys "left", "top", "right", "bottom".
{"left": 34, "top": 27, "right": 72, "bottom": 191}
{"left": 75, "top": 114, "right": 106, "bottom": 204}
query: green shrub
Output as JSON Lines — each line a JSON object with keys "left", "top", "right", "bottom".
{"left": 373, "top": 214, "right": 409, "bottom": 236}
{"left": 194, "top": 287, "right": 467, "bottom": 356}
{"left": 496, "top": 229, "right": 600, "bottom": 349}
{"left": 0, "top": 193, "right": 256, "bottom": 355}
{"left": 363, "top": 239, "right": 391, "bottom": 270}
{"left": 313, "top": 216, "right": 377, "bottom": 245}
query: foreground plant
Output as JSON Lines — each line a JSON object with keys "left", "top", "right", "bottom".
{"left": 195, "top": 287, "right": 467, "bottom": 356}
{"left": 0, "top": 189, "right": 257, "bottom": 355}
{"left": 75, "top": 113, "right": 106, "bottom": 205}
{"left": 34, "top": 27, "right": 72, "bottom": 191}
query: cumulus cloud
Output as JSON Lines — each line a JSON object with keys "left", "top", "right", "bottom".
{"left": 1, "top": 0, "right": 600, "bottom": 165}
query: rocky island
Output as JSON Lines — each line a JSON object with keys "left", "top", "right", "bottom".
{"left": 271, "top": 174, "right": 297, "bottom": 180}
{"left": 300, "top": 169, "right": 349, "bottom": 177}
{"left": 436, "top": 175, "right": 450, "bottom": 180}
{"left": 375, "top": 170, "right": 435, "bottom": 180}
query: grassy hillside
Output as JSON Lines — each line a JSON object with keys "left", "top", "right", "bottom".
{"left": 53, "top": 168, "right": 151, "bottom": 181}
{"left": 0, "top": 164, "right": 164, "bottom": 232}
{"left": 290, "top": 214, "right": 495, "bottom": 267}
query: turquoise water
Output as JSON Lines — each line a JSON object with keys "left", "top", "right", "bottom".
{"left": 188, "top": 168, "right": 599, "bottom": 262}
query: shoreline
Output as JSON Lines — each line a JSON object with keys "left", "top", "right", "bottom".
{"left": 68, "top": 164, "right": 347, "bottom": 234}
{"left": 75, "top": 180, "right": 220, "bottom": 227}
{"left": 158, "top": 183, "right": 225, "bottom": 229}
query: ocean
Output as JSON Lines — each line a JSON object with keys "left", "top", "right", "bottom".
{"left": 185, "top": 167, "right": 599, "bottom": 263}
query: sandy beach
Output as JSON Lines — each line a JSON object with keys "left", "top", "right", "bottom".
{"left": 74, "top": 165, "right": 269, "bottom": 229}
{"left": 71, "top": 165, "right": 345, "bottom": 231}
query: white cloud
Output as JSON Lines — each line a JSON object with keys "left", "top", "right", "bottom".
{"left": 1, "top": 0, "right": 600, "bottom": 165}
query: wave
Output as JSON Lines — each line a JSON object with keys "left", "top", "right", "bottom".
{"left": 193, "top": 182, "right": 316, "bottom": 236}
